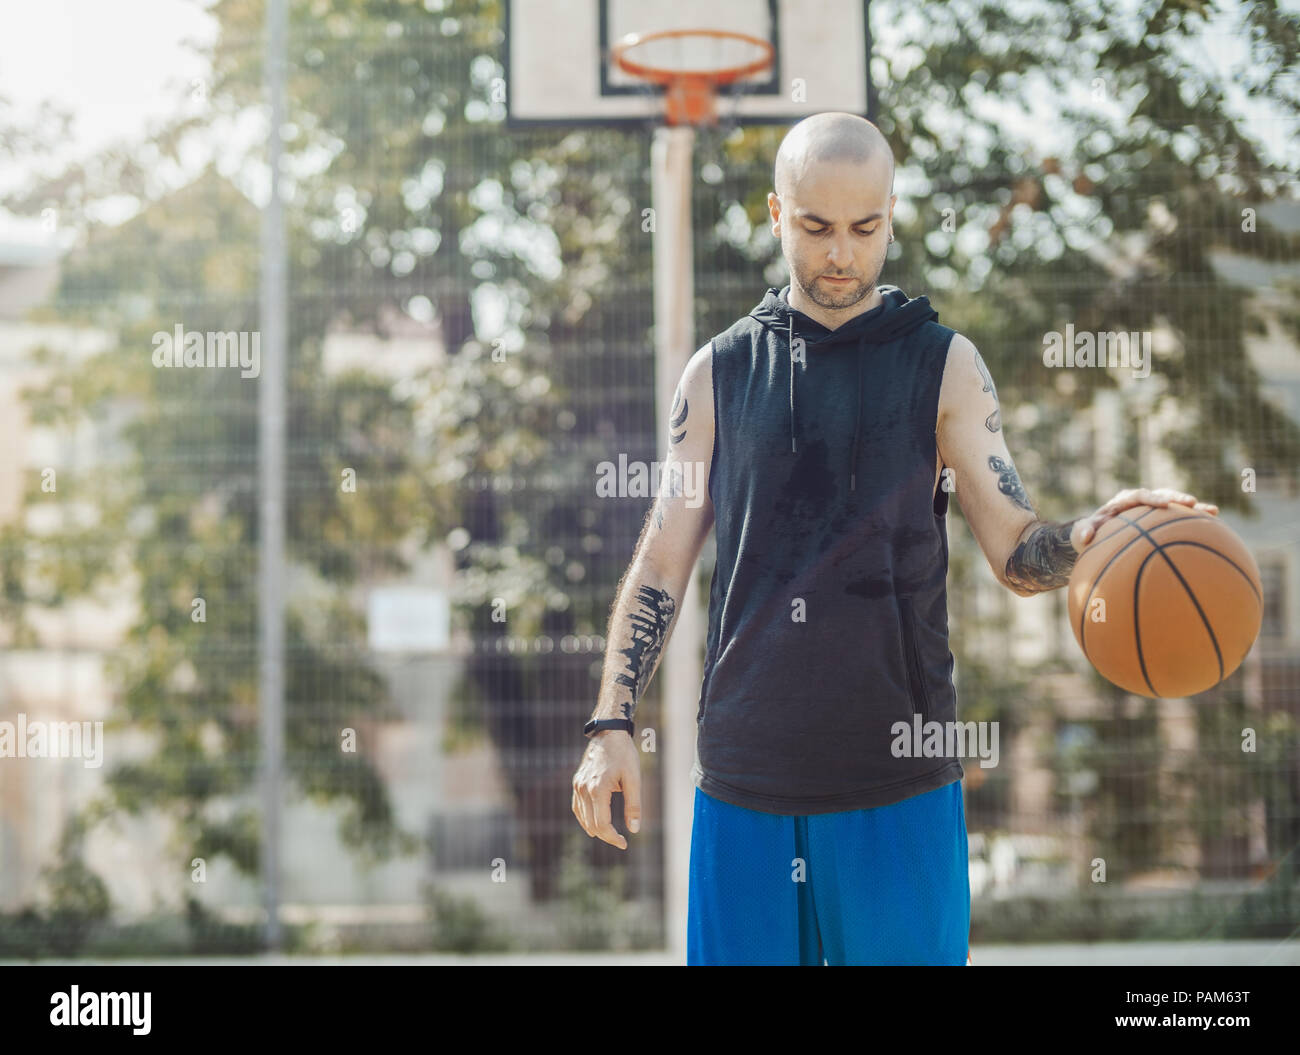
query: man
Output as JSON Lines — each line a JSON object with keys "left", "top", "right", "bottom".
{"left": 571, "top": 112, "right": 1218, "bottom": 965}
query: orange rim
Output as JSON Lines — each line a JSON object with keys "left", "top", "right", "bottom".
{"left": 610, "top": 29, "right": 775, "bottom": 125}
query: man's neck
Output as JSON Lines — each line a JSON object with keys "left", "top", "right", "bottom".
{"left": 784, "top": 282, "right": 883, "bottom": 331}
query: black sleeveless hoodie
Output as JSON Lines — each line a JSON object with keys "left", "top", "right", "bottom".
{"left": 693, "top": 284, "right": 964, "bottom": 814}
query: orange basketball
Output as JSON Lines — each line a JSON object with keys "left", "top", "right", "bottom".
{"left": 1066, "top": 505, "right": 1263, "bottom": 698}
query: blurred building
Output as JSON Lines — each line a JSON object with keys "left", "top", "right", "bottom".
{"left": 958, "top": 197, "right": 1300, "bottom": 898}
{"left": 0, "top": 223, "right": 529, "bottom": 942}
{"left": 0, "top": 224, "right": 124, "bottom": 908}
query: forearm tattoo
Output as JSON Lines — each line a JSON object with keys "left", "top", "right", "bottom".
{"left": 988, "top": 455, "right": 1034, "bottom": 513}
{"left": 669, "top": 384, "right": 688, "bottom": 445}
{"left": 972, "top": 349, "right": 1001, "bottom": 433}
{"left": 1005, "top": 520, "right": 1079, "bottom": 594}
{"left": 614, "top": 585, "right": 677, "bottom": 720}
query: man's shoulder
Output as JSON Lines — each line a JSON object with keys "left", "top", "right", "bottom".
{"left": 935, "top": 331, "right": 987, "bottom": 424}
{"left": 922, "top": 318, "right": 961, "bottom": 346}
{"left": 936, "top": 330, "right": 975, "bottom": 366}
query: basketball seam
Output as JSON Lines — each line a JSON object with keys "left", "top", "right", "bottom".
{"left": 1076, "top": 507, "right": 1161, "bottom": 664}
{"left": 1138, "top": 538, "right": 1262, "bottom": 693}
{"left": 1076, "top": 511, "right": 1248, "bottom": 701}
{"left": 1133, "top": 541, "right": 1224, "bottom": 697}
{"left": 1154, "top": 540, "right": 1263, "bottom": 605}
{"left": 1078, "top": 510, "right": 1215, "bottom": 693}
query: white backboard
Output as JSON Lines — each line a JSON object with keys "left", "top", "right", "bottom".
{"left": 505, "top": 0, "right": 872, "bottom": 127}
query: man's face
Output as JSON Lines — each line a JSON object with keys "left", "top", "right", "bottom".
{"left": 768, "top": 157, "right": 895, "bottom": 313}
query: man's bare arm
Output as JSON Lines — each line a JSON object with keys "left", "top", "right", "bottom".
{"left": 587, "top": 342, "right": 715, "bottom": 725}
{"left": 573, "top": 343, "right": 714, "bottom": 850}
{"left": 938, "top": 335, "right": 1080, "bottom": 597}
{"left": 938, "top": 335, "right": 1216, "bottom": 598}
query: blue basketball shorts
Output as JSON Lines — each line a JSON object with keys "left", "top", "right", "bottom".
{"left": 687, "top": 781, "right": 970, "bottom": 965}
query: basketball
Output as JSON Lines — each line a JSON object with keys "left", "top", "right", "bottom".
{"left": 1066, "top": 505, "right": 1263, "bottom": 698}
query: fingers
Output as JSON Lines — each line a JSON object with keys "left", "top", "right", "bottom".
{"left": 572, "top": 738, "right": 641, "bottom": 850}
{"left": 572, "top": 784, "right": 593, "bottom": 837}
{"left": 591, "top": 785, "right": 628, "bottom": 850}
{"left": 1138, "top": 488, "right": 1218, "bottom": 514}
{"left": 1084, "top": 488, "right": 1221, "bottom": 544}
{"left": 572, "top": 776, "right": 630, "bottom": 849}
{"left": 572, "top": 767, "right": 599, "bottom": 838}
{"left": 1175, "top": 492, "right": 1220, "bottom": 515}
{"left": 1081, "top": 491, "right": 1137, "bottom": 540}
{"left": 622, "top": 768, "right": 642, "bottom": 836}
{"left": 1148, "top": 488, "right": 1196, "bottom": 507}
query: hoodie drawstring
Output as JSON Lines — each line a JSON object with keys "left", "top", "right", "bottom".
{"left": 777, "top": 288, "right": 922, "bottom": 494}
{"left": 850, "top": 336, "right": 864, "bottom": 492}
{"left": 788, "top": 315, "right": 797, "bottom": 453}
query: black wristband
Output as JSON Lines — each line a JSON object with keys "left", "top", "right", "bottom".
{"left": 584, "top": 718, "right": 634, "bottom": 739}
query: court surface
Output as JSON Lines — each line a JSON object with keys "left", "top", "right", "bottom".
{"left": 10, "top": 940, "right": 1297, "bottom": 966}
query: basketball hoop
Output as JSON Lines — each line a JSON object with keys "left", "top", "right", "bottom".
{"left": 610, "top": 29, "right": 775, "bottom": 127}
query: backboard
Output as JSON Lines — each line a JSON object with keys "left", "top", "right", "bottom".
{"left": 505, "top": 0, "right": 872, "bottom": 128}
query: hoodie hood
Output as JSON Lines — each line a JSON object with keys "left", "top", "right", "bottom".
{"left": 748, "top": 285, "right": 940, "bottom": 491}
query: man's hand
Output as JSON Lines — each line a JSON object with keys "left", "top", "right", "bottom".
{"left": 571, "top": 730, "right": 641, "bottom": 850}
{"left": 1072, "top": 487, "right": 1220, "bottom": 552}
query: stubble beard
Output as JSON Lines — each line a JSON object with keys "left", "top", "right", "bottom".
{"left": 791, "top": 255, "right": 886, "bottom": 311}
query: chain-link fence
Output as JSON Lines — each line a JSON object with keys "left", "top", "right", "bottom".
{"left": 0, "top": 0, "right": 1297, "bottom": 957}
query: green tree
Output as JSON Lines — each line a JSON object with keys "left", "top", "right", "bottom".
{"left": 4, "top": 0, "right": 1296, "bottom": 948}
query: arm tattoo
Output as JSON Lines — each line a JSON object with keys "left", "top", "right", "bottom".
{"left": 669, "top": 385, "right": 688, "bottom": 444}
{"left": 654, "top": 461, "right": 684, "bottom": 531}
{"left": 1005, "top": 520, "right": 1079, "bottom": 594}
{"left": 988, "top": 455, "right": 1034, "bottom": 513}
{"left": 972, "top": 349, "right": 1001, "bottom": 433}
{"left": 614, "top": 585, "right": 677, "bottom": 719}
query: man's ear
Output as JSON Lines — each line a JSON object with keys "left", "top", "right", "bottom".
{"left": 767, "top": 191, "right": 781, "bottom": 238}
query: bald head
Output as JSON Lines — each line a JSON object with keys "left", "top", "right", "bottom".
{"left": 767, "top": 113, "right": 897, "bottom": 322}
{"left": 774, "top": 112, "right": 894, "bottom": 198}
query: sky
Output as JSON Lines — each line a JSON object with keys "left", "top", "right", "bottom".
{"left": 0, "top": 0, "right": 218, "bottom": 238}
{"left": 0, "top": 0, "right": 216, "bottom": 150}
